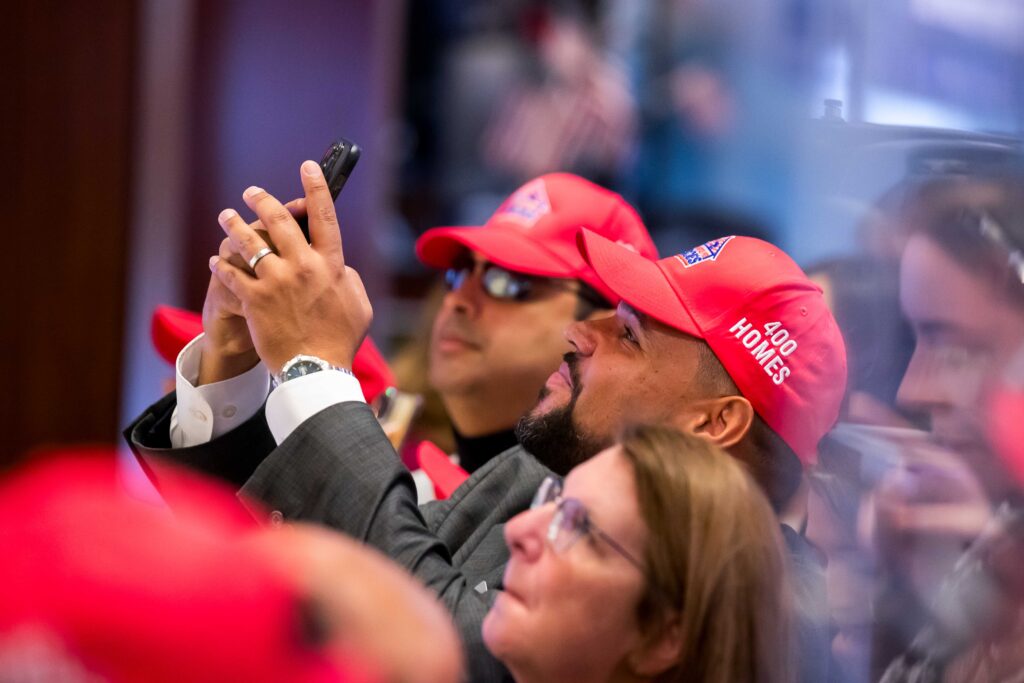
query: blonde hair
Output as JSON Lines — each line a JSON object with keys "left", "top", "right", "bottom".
{"left": 619, "top": 424, "right": 794, "bottom": 683}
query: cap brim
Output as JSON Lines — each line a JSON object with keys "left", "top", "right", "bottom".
{"left": 578, "top": 229, "right": 702, "bottom": 337}
{"left": 416, "top": 226, "right": 576, "bottom": 279}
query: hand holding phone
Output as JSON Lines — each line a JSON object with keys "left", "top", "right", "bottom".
{"left": 295, "top": 137, "right": 361, "bottom": 241}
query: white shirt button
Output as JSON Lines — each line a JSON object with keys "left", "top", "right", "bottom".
{"left": 223, "top": 405, "right": 237, "bottom": 418}
{"left": 191, "top": 409, "right": 208, "bottom": 422}
{"left": 269, "top": 510, "right": 284, "bottom": 527}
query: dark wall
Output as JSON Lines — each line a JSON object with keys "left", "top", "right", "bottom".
{"left": 181, "top": 1, "right": 398, "bottom": 312}
{"left": 3, "top": 1, "right": 138, "bottom": 462}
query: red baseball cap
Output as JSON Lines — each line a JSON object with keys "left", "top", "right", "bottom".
{"left": 578, "top": 230, "right": 848, "bottom": 465}
{"left": 416, "top": 173, "right": 658, "bottom": 304}
{"left": 0, "top": 451, "right": 374, "bottom": 683}
{"left": 150, "top": 305, "right": 396, "bottom": 404}
{"left": 152, "top": 304, "right": 203, "bottom": 365}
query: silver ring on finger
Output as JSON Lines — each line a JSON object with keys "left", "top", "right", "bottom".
{"left": 247, "top": 247, "right": 274, "bottom": 272}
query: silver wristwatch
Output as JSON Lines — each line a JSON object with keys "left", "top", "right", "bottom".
{"left": 274, "top": 354, "right": 354, "bottom": 386}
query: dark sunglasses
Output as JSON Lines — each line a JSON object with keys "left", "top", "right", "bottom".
{"left": 444, "top": 257, "right": 606, "bottom": 307}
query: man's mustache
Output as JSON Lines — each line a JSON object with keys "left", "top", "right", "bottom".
{"left": 433, "top": 319, "right": 482, "bottom": 348}
{"left": 564, "top": 352, "right": 582, "bottom": 400}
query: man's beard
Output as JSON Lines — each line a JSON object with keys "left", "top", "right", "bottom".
{"left": 514, "top": 353, "right": 610, "bottom": 476}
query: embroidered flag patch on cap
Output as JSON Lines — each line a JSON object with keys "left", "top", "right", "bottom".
{"left": 496, "top": 178, "right": 552, "bottom": 226}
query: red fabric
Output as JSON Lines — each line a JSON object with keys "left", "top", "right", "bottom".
{"left": 578, "top": 230, "right": 848, "bottom": 465}
{"left": 991, "top": 386, "right": 1024, "bottom": 488}
{"left": 415, "top": 173, "right": 658, "bottom": 305}
{"left": 151, "top": 305, "right": 204, "bottom": 365}
{"left": 150, "top": 305, "right": 394, "bottom": 403}
{"left": 350, "top": 336, "right": 395, "bottom": 405}
{"left": 416, "top": 441, "right": 469, "bottom": 500}
{"left": 0, "top": 449, "right": 375, "bottom": 682}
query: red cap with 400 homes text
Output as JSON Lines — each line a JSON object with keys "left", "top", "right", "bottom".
{"left": 578, "top": 229, "right": 847, "bottom": 464}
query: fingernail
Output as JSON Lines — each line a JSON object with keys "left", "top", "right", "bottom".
{"left": 209, "top": 255, "right": 220, "bottom": 271}
{"left": 301, "top": 160, "right": 321, "bottom": 176}
{"left": 218, "top": 208, "right": 237, "bottom": 225}
{"left": 243, "top": 186, "right": 263, "bottom": 198}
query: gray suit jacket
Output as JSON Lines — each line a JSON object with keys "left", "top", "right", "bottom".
{"left": 127, "top": 394, "right": 549, "bottom": 682}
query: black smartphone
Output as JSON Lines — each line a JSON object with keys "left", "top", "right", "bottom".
{"left": 296, "top": 137, "right": 361, "bottom": 241}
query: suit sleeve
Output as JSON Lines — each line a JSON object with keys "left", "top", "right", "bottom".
{"left": 243, "top": 401, "right": 513, "bottom": 683}
{"left": 127, "top": 395, "right": 514, "bottom": 681}
{"left": 124, "top": 391, "right": 278, "bottom": 491}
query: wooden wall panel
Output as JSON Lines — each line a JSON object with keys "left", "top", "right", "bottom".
{"left": 2, "top": 1, "right": 137, "bottom": 463}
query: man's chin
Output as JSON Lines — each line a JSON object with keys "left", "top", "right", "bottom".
{"left": 428, "top": 359, "right": 485, "bottom": 397}
{"left": 515, "top": 403, "right": 607, "bottom": 477}
{"left": 529, "top": 388, "right": 569, "bottom": 419}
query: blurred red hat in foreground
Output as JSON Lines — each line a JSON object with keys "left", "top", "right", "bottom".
{"left": 151, "top": 305, "right": 395, "bottom": 403}
{"left": 0, "top": 448, "right": 377, "bottom": 683}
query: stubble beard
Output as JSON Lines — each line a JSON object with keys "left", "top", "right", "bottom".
{"left": 514, "top": 354, "right": 610, "bottom": 476}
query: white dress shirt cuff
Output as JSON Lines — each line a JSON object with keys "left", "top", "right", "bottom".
{"left": 170, "top": 334, "right": 271, "bottom": 448}
{"left": 265, "top": 368, "right": 366, "bottom": 445}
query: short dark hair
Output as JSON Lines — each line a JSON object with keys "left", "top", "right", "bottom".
{"left": 694, "top": 341, "right": 803, "bottom": 511}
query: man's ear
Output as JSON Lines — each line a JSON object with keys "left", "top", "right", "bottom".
{"left": 628, "top": 617, "right": 684, "bottom": 678}
{"left": 685, "top": 395, "right": 755, "bottom": 449}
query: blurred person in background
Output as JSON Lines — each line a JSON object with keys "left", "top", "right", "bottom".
{"left": 605, "top": 0, "right": 802, "bottom": 247}
{"left": 806, "top": 256, "right": 916, "bottom": 428}
{"left": 483, "top": 424, "right": 793, "bottom": 683}
{"left": 806, "top": 452, "right": 873, "bottom": 683}
{"left": 427, "top": 0, "right": 635, "bottom": 228}
{"left": 802, "top": 253, "right": 918, "bottom": 682}
{"left": 388, "top": 283, "right": 458, "bottom": 456}
{"left": 893, "top": 172, "right": 1024, "bottom": 502}
{"left": 859, "top": 171, "right": 1024, "bottom": 682}
{"left": 480, "top": 1, "right": 635, "bottom": 184}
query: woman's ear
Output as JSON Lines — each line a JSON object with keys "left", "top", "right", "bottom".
{"left": 687, "top": 395, "right": 755, "bottom": 449}
{"left": 628, "top": 617, "right": 684, "bottom": 678}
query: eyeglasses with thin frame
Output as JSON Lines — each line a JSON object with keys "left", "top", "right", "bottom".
{"left": 530, "top": 475, "right": 648, "bottom": 575}
{"left": 443, "top": 257, "right": 607, "bottom": 307}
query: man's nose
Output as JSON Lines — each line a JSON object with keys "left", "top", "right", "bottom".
{"left": 564, "top": 318, "right": 598, "bottom": 356}
{"left": 443, "top": 268, "right": 485, "bottom": 317}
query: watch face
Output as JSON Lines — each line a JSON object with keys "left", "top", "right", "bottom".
{"left": 284, "top": 359, "right": 324, "bottom": 381}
